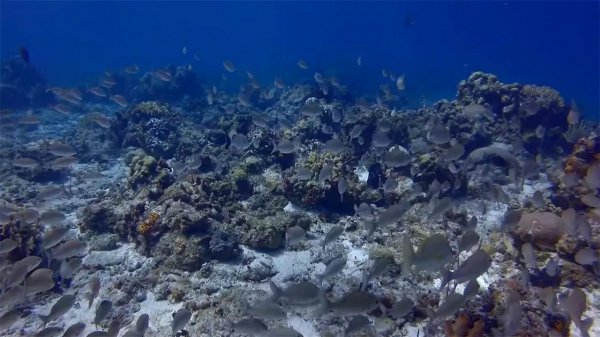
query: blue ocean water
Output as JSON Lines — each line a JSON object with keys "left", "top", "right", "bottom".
{"left": 1, "top": 1, "right": 598, "bottom": 116}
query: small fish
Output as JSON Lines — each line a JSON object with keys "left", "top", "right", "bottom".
{"left": 535, "top": 125, "right": 546, "bottom": 139}
{"left": 345, "top": 315, "right": 371, "bottom": 336}
{"left": 49, "top": 156, "right": 78, "bottom": 169}
{"left": 314, "top": 72, "right": 324, "bottom": 83}
{"left": 35, "top": 327, "right": 63, "bottom": 337}
{"left": 337, "top": 178, "right": 347, "bottom": 202}
{"left": 356, "top": 56, "right": 362, "bottom": 67}
{"left": 62, "top": 322, "right": 86, "bottom": 337}
{"left": 463, "top": 279, "right": 480, "bottom": 298}
{"left": 0, "top": 309, "right": 19, "bottom": 330}
{"left": 297, "top": 59, "right": 308, "bottom": 69}
{"left": 317, "top": 162, "right": 333, "bottom": 183}
{"left": 321, "top": 290, "right": 379, "bottom": 316}
{"left": 182, "top": 46, "right": 187, "bottom": 55}
{"left": 47, "top": 143, "right": 76, "bottom": 157}
{"left": 531, "top": 190, "right": 545, "bottom": 208}
{"left": 574, "top": 247, "right": 598, "bottom": 266}
{"left": 372, "top": 201, "right": 409, "bottom": 235}
{"left": 110, "top": 95, "right": 128, "bottom": 107}
{"left": 0, "top": 238, "right": 19, "bottom": 254}
{"left": 274, "top": 77, "right": 285, "bottom": 89}
{"left": 228, "top": 318, "right": 267, "bottom": 335}
{"left": 383, "top": 146, "right": 410, "bottom": 167}
{"left": 349, "top": 124, "right": 365, "bottom": 139}
{"left": 442, "top": 250, "right": 491, "bottom": 286}
{"left": 428, "top": 121, "right": 451, "bottom": 144}
{"left": 246, "top": 299, "right": 286, "bottom": 320}
{"left": 286, "top": 226, "right": 306, "bottom": 247}
{"left": 152, "top": 69, "right": 172, "bottom": 82}
{"left": 91, "top": 114, "right": 111, "bottom": 128}
{"left": 264, "top": 327, "right": 304, "bottom": 337}
{"left": 360, "top": 257, "right": 392, "bottom": 290}
{"left": 123, "top": 64, "right": 139, "bottom": 74}
{"left": 322, "top": 225, "right": 344, "bottom": 250}
{"left": 25, "top": 268, "right": 55, "bottom": 295}
{"left": 433, "top": 292, "right": 465, "bottom": 318}
{"left": 134, "top": 313, "right": 149, "bottom": 335}
{"left": 389, "top": 297, "right": 413, "bottom": 318}
{"left": 50, "top": 239, "right": 86, "bottom": 260}
{"left": 567, "top": 101, "right": 580, "bottom": 125}
{"left": 172, "top": 308, "right": 192, "bottom": 334}
{"left": 406, "top": 234, "right": 454, "bottom": 272}
{"left": 86, "top": 276, "right": 101, "bottom": 309}
{"left": 272, "top": 139, "right": 296, "bottom": 154}
{"left": 59, "top": 257, "right": 82, "bottom": 279}
{"left": 545, "top": 258, "right": 559, "bottom": 277}
{"left": 521, "top": 242, "right": 537, "bottom": 269}
{"left": 230, "top": 133, "right": 251, "bottom": 151}
{"left": 40, "top": 209, "right": 66, "bottom": 226}
{"left": 295, "top": 166, "right": 313, "bottom": 181}
{"left": 382, "top": 177, "right": 398, "bottom": 194}
{"left": 270, "top": 280, "right": 322, "bottom": 306}
{"left": 94, "top": 300, "right": 113, "bottom": 326}
{"left": 323, "top": 138, "right": 346, "bottom": 154}
{"left": 371, "top": 130, "right": 391, "bottom": 148}
{"left": 396, "top": 74, "right": 405, "bottom": 91}
{"left": 354, "top": 202, "right": 372, "bottom": 219}
{"left": 457, "top": 229, "right": 479, "bottom": 253}
{"left": 12, "top": 157, "right": 40, "bottom": 169}
{"left": 316, "top": 256, "right": 347, "bottom": 285}
{"left": 223, "top": 60, "right": 235, "bottom": 72}
{"left": 39, "top": 294, "right": 76, "bottom": 326}
{"left": 88, "top": 86, "right": 107, "bottom": 98}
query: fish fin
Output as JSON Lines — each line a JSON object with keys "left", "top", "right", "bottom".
{"left": 579, "top": 317, "right": 593, "bottom": 337}
{"left": 359, "top": 271, "right": 369, "bottom": 291}
{"left": 440, "top": 269, "right": 452, "bottom": 289}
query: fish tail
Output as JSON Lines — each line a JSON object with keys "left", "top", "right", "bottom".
{"left": 38, "top": 314, "right": 49, "bottom": 326}
{"left": 269, "top": 280, "right": 282, "bottom": 301}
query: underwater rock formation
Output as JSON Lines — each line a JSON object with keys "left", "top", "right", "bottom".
{"left": 0, "top": 56, "right": 53, "bottom": 109}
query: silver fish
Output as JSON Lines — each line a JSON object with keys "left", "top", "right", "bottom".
{"left": 39, "top": 294, "right": 76, "bottom": 326}
{"left": 25, "top": 268, "right": 55, "bottom": 295}
{"left": 94, "top": 300, "right": 113, "bottom": 326}
{"left": 316, "top": 256, "right": 347, "bottom": 285}
{"left": 270, "top": 280, "right": 322, "bottom": 306}
{"left": 337, "top": 178, "right": 347, "bottom": 202}
{"left": 345, "top": 315, "right": 372, "bottom": 336}
{"left": 323, "top": 138, "right": 346, "bottom": 154}
{"left": 433, "top": 293, "right": 465, "bottom": 318}
{"left": 321, "top": 290, "right": 379, "bottom": 316}
{"left": 360, "top": 257, "right": 392, "bottom": 291}
{"left": 285, "top": 226, "right": 306, "bottom": 247}
{"left": 457, "top": 229, "right": 479, "bottom": 253}
{"left": 35, "top": 327, "right": 63, "bottom": 337}
{"left": 42, "top": 227, "right": 69, "bottom": 249}
{"left": 318, "top": 163, "right": 333, "bottom": 183}
{"left": 0, "top": 309, "right": 19, "bottom": 330}
{"left": 134, "top": 313, "right": 149, "bottom": 335}
{"left": 0, "top": 238, "right": 18, "bottom": 254}
{"left": 246, "top": 299, "right": 286, "bottom": 320}
{"left": 264, "top": 327, "right": 304, "bottom": 337}
{"left": 87, "top": 276, "right": 101, "bottom": 309}
{"left": 229, "top": 317, "right": 267, "bottom": 335}
{"left": 62, "top": 322, "right": 86, "bottom": 337}
{"left": 50, "top": 239, "right": 86, "bottom": 260}
{"left": 59, "top": 257, "right": 82, "bottom": 279}
{"left": 322, "top": 225, "right": 344, "bottom": 250}
{"left": 443, "top": 250, "right": 491, "bottom": 286}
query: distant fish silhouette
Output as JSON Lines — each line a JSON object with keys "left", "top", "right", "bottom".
{"left": 19, "top": 47, "right": 30, "bottom": 64}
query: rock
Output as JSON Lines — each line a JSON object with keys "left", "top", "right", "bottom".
{"left": 512, "top": 212, "right": 565, "bottom": 250}
{"left": 208, "top": 230, "right": 240, "bottom": 261}
{"left": 84, "top": 249, "right": 125, "bottom": 267}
